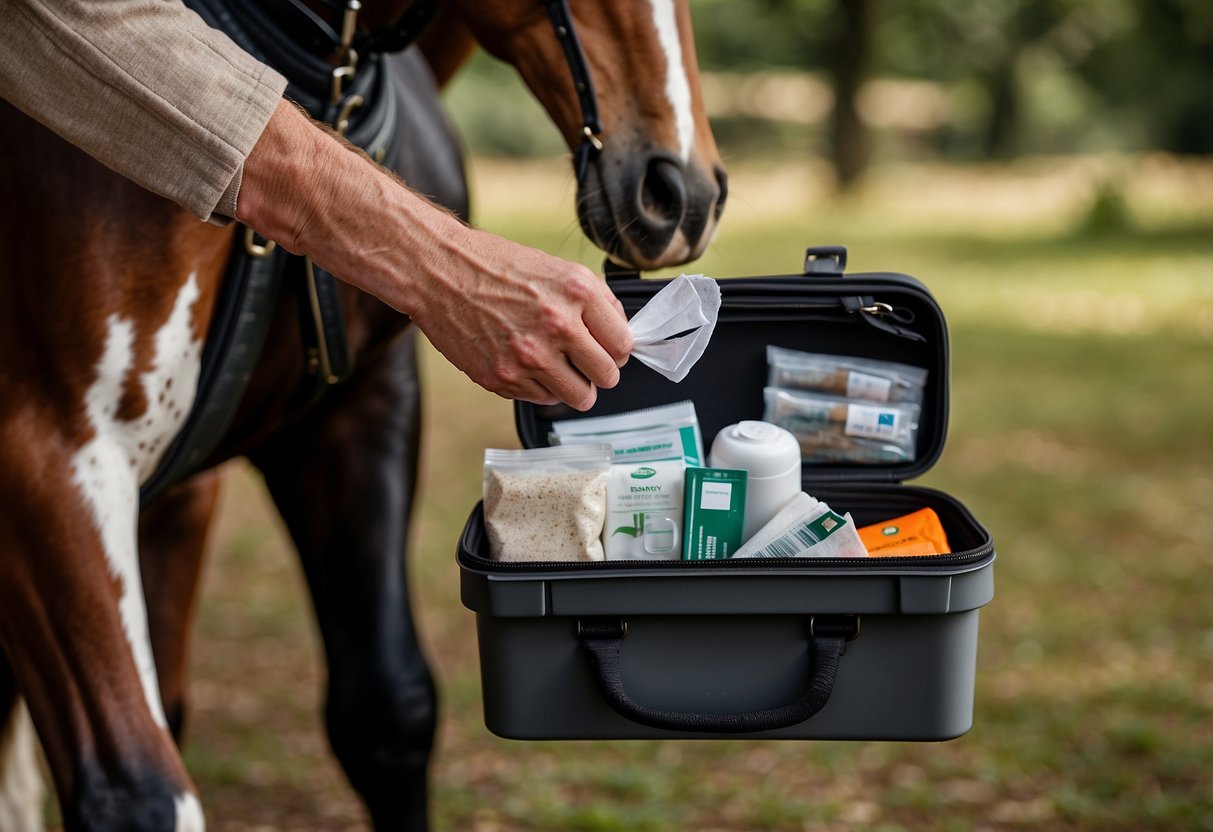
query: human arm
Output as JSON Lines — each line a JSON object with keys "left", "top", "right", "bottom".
{"left": 236, "top": 99, "right": 632, "bottom": 410}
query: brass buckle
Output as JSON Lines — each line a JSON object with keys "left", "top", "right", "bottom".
{"left": 243, "top": 226, "right": 276, "bottom": 257}
{"left": 330, "top": 1, "right": 362, "bottom": 105}
{"left": 335, "top": 94, "right": 365, "bottom": 137}
{"left": 304, "top": 258, "right": 340, "bottom": 385}
{"left": 582, "top": 125, "right": 604, "bottom": 153}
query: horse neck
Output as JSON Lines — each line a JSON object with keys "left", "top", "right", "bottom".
{"left": 417, "top": 8, "right": 476, "bottom": 88}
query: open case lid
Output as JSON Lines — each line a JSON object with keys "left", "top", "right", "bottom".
{"left": 515, "top": 246, "right": 950, "bottom": 486}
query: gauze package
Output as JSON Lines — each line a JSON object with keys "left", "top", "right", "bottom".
{"left": 733, "top": 492, "right": 868, "bottom": 559}
{"left": 482, "top": 444, "right": 611, "bottom": 562}
{"left": 627, "top": 274, "right": 721, "bottom": 383}
{"left": 604, "top": 459, "right": 686, "bottom": 560}
{"left": 550, "top": 400, "right": 705, "bottom": 466}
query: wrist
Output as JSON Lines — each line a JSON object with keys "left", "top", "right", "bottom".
{"left": 235, "top": 99, "right": 321, "bottom": 248}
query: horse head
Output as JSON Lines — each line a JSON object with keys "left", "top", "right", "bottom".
{"left": 443, "top": 0, "right": 727, "bottom": 269}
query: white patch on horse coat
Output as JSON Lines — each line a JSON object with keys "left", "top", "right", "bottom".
{"left": 70, "top": 274, "right": 203, "bottom": 730}
{"left": 649, "top": 0, "right": 694, "bottom": 161}
{"left": 0, "top": 701, "right": 45, "bottom": 832}
{"left": 174, "top": 792, "right": 205, "bottom": 832}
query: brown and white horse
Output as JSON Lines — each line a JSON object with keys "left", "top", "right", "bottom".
{"left": 0, "top": 1, "right": 724, "bottom": 830}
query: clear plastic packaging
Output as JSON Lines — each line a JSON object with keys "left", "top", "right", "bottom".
{"left": 767, "top": 346, "right": 928, "bottom": 405}
{"left": 763, "top": 387, "right": 921, "bottom": 464}
{"left": 550, "top": 400, "right": 704, "bottom": 466}
{"left": 482, "top": 444, "right": 612, "bottom": 562}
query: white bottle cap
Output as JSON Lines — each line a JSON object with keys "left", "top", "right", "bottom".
{"left": 709, "top": 420, "right": 801, "bottom": 480}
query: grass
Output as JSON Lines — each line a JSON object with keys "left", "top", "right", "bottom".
{"left": 165, "top": 153, "right": 1213, "bottom": 831}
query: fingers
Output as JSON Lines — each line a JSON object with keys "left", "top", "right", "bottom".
{"left": 581, "top": 279, "right": 634, "bottom": 370}
{"left": 512, "top": 335, "right": 600, "bottom": 411}
{"left": 512, "top": 374, "right": 593, "bottom": 411}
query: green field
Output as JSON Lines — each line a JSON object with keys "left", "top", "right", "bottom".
{"left": 178, "top": 155, "right": 1212, "bottom": 831}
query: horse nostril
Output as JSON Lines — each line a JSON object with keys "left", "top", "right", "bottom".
{"left": 714, "top": 165, "right": 728, "bottom": 220}
{"left": 639, "top": 158, "right": 687, "bottom": 226}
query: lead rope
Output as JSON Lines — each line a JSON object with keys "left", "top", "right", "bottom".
{"left": 541, "top": 0, "right": 605, "bottom": 183}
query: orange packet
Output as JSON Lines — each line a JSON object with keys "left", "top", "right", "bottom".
{"left": 859, "top": 507, "right": 950, "bottom": 557}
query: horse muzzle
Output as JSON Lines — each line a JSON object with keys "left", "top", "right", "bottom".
{"left": 578, "top": 149, "right": 727, "bottom": 270}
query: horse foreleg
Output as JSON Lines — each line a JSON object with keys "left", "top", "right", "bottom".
{"left": 139, "top": 472, "right": 222, "bottom": 743}
{"left": 0, "top": 440, "right": 203, "bottom": 832}
{"left": 250, "top": 328, "right": 435, "bottom": 832}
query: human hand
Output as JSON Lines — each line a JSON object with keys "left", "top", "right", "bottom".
{"left": 410, "top": 225, "right": 633, "bottom": 410}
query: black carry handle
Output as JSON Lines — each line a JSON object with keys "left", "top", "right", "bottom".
{"left": 578, "top": 615, "right": 859, "bottom": 734}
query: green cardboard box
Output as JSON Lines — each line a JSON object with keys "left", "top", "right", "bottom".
{"left": 682, "top": 468, "right": 748, "bottom": 560}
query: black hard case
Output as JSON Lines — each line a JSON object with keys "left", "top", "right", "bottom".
{"left": 457, "top": 248, "right": 996, "bottom": 741}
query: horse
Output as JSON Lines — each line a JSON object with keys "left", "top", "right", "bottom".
{"left": 0, "top": 0, "right": 725, "bottom": 829}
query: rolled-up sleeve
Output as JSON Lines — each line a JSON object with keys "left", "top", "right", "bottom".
{"left": 0, "top": 0, "right": 288, "bottom": 222}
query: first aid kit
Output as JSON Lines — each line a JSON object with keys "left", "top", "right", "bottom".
{"left": 457, "top": 246, "right": 995, "bottom": 741}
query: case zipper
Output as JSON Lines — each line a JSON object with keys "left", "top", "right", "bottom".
{"left": 460, "top": 543, "right": 994, "bottom": 575}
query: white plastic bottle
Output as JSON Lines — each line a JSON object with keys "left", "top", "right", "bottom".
{"left": 708, "top": 421, "right": 802, "bottom": 542}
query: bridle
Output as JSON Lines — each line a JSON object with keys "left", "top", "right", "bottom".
{"left": 276, "top": 0, "right": 606, "bottom": 182}
{"left": 539, "top": 0, "right": 605, "bottom": 183}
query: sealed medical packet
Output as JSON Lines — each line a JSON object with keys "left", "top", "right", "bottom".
{"left": 604, "top": 459, "right": 687, "bottom": 560}
{"left": 764, "top": 387, "right": 921, "bottom": 464}
{"left": 550, "top": 400, "right": 704, "bottom": 465}
{"left": 767, "top": 346, "right": 928, "bottom": 405}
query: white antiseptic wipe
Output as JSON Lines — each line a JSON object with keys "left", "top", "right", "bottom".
{"left": 733, "top": 491, "right": 868, "bottom": 559}
{"left": 627, "top": 274, "right": 721, "bottom": 383}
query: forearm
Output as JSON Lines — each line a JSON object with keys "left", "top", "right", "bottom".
{"left": 236, "top": 99, "right": 633, "bottom": 410}
{"left": 234, "top": 99, "right": 469, "bottom": 317}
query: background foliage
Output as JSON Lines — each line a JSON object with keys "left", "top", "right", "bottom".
{"left": 449, "top": 0, "right": 1213, "bottom": 169}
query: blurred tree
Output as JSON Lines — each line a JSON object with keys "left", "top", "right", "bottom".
{"left": 691, "top": 0, "right": 1212, "bottom": 160}
{"left": 692, "top": 0, "right": 877, "bottom": 187}
{"left": 877, "top": 0, "right": 1124, "bottom": 158}
{"left": 1079, "top": 0, "right": 1213, "bottom": 154}
{"left": 830, "top": 0, "right": 875, "bottom": 185}
{"left": 691, "top": 0, "right": 834, "bottom": 73}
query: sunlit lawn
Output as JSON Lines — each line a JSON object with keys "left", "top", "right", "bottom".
{"left": 181, "top": 154, "right": 1212, "bottom": 831}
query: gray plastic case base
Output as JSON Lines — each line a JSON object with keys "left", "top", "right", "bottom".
{"left": 474, "top": 611, "right": 981, "bottom": 741}
{"left": 459, "top": 485, "right": 995, "bottom": 741}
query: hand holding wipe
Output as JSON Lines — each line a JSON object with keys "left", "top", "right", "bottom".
{"left": 627, "top": 274, "right": 721, "bottom": 382}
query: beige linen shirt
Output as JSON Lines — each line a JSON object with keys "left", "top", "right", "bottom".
{"left": 1, "top": 0, "right": 288, "bottom": 222}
